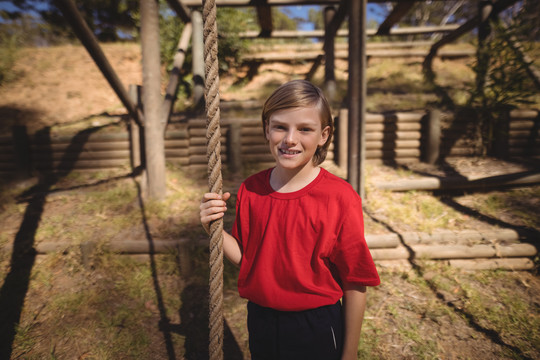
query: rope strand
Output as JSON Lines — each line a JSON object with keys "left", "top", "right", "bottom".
{"left": 201, "top": 0, "right": 224, "bottom": 359}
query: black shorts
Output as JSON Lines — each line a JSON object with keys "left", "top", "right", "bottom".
{"left": 247, "top": 301, "right": 343, "bottom": 360}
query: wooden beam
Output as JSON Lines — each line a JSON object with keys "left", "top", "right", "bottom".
{"left": 165, "top": 0, "right": 191, "bottom": 23}
{"left": 54, "top": 0, "right": 143, "bottom": 127}
{"left": 181, "top": 0, "right": 453, "bottom": 6}
{"left": 256, "top": 1, "right": 273, "bottom": 37}
{"left": 161, "top": 23, "right": 193, "bottom": 129}
{"left": 239, "top": 24, "right": 460, "bottom": 38}
{"left": 376, "top": 1, "right": 416, "bottom": 36}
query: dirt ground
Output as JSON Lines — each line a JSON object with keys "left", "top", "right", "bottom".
{"left": 1, "top": 43, "right": 539, "bottom": 359}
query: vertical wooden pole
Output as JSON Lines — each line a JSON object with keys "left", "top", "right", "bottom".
{"left": 324, "top": 6, "right": 336, "bottom": 101}
{"left": 227, "top": 122, "right": 243, "bottom": 176}
{"left": 192, "top": 10, "right": 205, "bottom": 109}
{"left": 129, "top": 84, "right": 142, "bottom": 171}
{"left": 347, "top": 0, "right": 367, "bottom": 198}
{"left": 141, "top": 0, "right": 166, "bottom": 200}
{"left": 422, "top": 109, "right": 441, "bottom": 164}
{"left": 337, "top": 108, "right": 348, "bottom": 170}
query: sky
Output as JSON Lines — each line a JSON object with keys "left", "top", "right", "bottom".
{"left": 0, "top": 2, "right": 386, "bottom": 29}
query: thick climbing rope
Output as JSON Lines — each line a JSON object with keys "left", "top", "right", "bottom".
{"left": 202, "top": 0, "right": 224, "bottom": 359}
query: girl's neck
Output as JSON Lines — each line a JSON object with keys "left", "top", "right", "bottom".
{"left": 270, "top": 164, "right": 321, "bottom": 193}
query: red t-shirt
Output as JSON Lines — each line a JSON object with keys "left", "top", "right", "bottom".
{"left": 231, "top": 168, "right": 380, "bottom": 311}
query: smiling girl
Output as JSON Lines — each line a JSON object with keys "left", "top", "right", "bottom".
{"left": 200, "top": 80, "right": 380, "bottom": 360}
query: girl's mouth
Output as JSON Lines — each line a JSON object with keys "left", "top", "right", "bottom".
{"left": 279, "top": 148, "right": 301, "bottom": 155}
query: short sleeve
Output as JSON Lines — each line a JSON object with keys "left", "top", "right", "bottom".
{"left": 330, "top": 197, "right": 380, "bottom": 287}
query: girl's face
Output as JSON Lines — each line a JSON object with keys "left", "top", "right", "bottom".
{"left": 265, "top": 106, "right": 330, "bottom": 172}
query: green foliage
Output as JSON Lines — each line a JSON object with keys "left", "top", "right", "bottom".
{"left": 468, "top": 20, "right": 537, "bottom": 154}
{"left": 216, "top": 8, "right": 255, "bottom": 72}
{"left": 0, "top": 30, "right": 18, "bottom": 85}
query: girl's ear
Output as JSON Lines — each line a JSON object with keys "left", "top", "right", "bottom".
{"left": 265, "top": 122, "right": 270, "bottom": 141}
{"left": 319, "top": 125, "right": 330, "bottom": 146}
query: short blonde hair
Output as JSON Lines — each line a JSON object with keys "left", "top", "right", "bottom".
{"left": 262, "top": 80, "right": 334, "bottom": 166}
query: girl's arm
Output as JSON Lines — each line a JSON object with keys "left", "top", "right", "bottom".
{"left": 341, "top": 283, "right": 367, "bottom": 360}
{"left": 200, "top": 192, "right": 242, "bottom": 267}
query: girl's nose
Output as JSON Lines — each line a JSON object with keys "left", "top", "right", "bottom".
{"left": 284, "top": 129, "right": 297, "bottom": 145}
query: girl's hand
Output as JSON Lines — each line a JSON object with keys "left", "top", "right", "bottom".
{"left": 199, "top": 192, "right": 231, "bottom": 234}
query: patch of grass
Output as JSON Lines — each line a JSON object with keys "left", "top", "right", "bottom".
{"left": 366, "top": 188, "right": 469, "bottom": 233}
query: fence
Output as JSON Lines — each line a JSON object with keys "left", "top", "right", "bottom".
{"left": 0, "top": 109, "right": 538, "bottom": 176}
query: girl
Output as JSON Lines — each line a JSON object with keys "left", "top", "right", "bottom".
{"left": 200, "top": 80, "right": 380, "bottom": 360}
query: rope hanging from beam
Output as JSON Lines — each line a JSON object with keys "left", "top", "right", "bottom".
{"left": 202, "top": 0, "right": 224, "bottom": 359}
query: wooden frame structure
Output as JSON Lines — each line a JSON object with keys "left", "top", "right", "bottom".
{"left": 55, "top": 0, "right": 527, "bottom": 199}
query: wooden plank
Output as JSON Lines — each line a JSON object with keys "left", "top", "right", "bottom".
{"left": 239, "top": 24, "right": 459, "bottom": 38}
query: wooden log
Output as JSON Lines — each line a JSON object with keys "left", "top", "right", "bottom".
{"left": 164, "top": 139, "right": 189, "bottom": 148}
{"left": 31, "top": 141, "right": 130, "bottom": 152}
{"left": 509, "top": 109, "right": 539, "bottom": 119}
{"left": 164, "top": 130, "right": 189, "bottom": 139}
{"left": 165, "top": 149, "right": 190, "bottom": 157}
{"left": 370, "top": 246, "right": 410, "bottom": 260}
{"left": 509, "top": 120, "right": 535, "bottom": 130}
{"left": 370, "top": 243, "right": 537, "bottom": 260}
{"left": 375, "top": 172, "right": 540, "bottom": 191}
{"left": 33, "top": 132, "right": 129, "bottom": 144}
{"left": 189, "top": 154, "right": 229, "bottom": 164}
{"left": 366, "top": 131, "right": 421, "bottom": 141}
{"left": 447, "top": 258, "right": 535, "bottom": 270}
{"left": 365, "top": 233, "right": 400, "bottom": 249}
{"left": 509, "top": 130, "right": 540, "bottom": 139}
{"left": 32, "top": 150, "right": 130, "bottom": 161}
{"left": 366, "top": 140, "right": 420, "bottom": 150}
{"left": 401, "top": 229, "right": 518, "bottom": 245}
{"left": 366, "top": 122, "right": 422, "bottom": 132}
{"left": 366, "top": 149, "right": 421, "bottom": 158}
{"left": 415, "top": 243, "right": 537, "bottom": 259}
{"left": 34, "top": 159, "right": 129, "bottom": 169}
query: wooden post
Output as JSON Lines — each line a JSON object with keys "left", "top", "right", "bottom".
{"left": 141, "top": 0, "right": 166, "bottom": 200}
{"left": 494, "top": 108, "right": 510, "bottom": 158}
{"left": 422, "top": 109, "right": 441, "bottom": 164}
{"left": 128, "top": 85, "right": 143, "bottom": 171}
{"left": 192, "top": 10, "right": 205, "bottom": 109}
{"left": 11, "top": 125, "right": 31, "bottom": 179}
{"left": 227, "top": 122, "right": 243, "bottom": 176}
{"left": 336, "top": 108, "right": 348, "bottom": 170}
{"left": 324, "top": 6, "right": 337, "bottom": 101}
{"left": 347, "top": 0, "right": 367, "bottom": 198}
